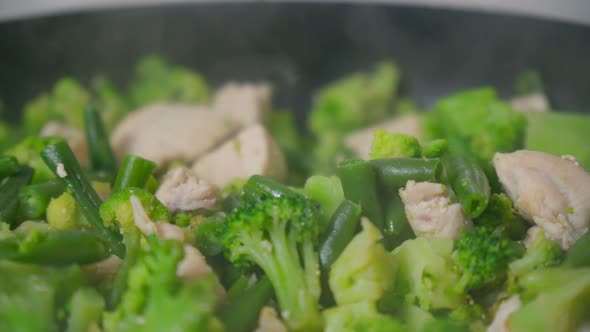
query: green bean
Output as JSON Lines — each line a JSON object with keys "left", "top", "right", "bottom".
{"left": 219, "top": 276, "right": 274, "bottom": 332}
{"left": 337, "top": 159, "right": 384, "bottom": 230}
{"left": 319, "top": 200, "right": 362, "bottom": 270}
{"left": 112, "top": 154, "right": 156, "bottom": 193}
{"left": 0, "top": 166, "right": 34, "bottom": 227}
{"left": 41, "top": 142, "right": 124, "bottom": 257}
{"left": 562, "top": 231, "right": 590, "bottom": 268}
{"left": 0, "top": 156, "right": 20, "bottom": 179}
{"left": 381, "top": 190, "right": 414, "bottom": 249}
{"left": 369, "top": 158, "right": 441, "bottom": 189}
{"left": 0, "top": 230, "right": 109, "bottom": 265}
{"left": 18, "top": 179, "right": 65, "bottom": 220}
{"left": 194, "top": 218, "right": 225, "bottom": 257}
{"left": 442, "top": 156, "right": 490, "bottom": 218}
{"left": 84, "top": 105, "right": 117, "bottom": 177}
{"left": 242, "top": 175, "right": 297, "bottom": 201}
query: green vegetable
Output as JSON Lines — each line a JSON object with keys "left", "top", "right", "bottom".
{"left": 304, "top": 175, "right": 345, "bottom": 232}
{"left": 5, "top": 136, "right": 64, "bottom": 183}
{"left": 222, "top": 193, "right": 323, "bottom": 331}
{"left": 0, "top": 260, "right": 84, "bottom": 332}
{"left": 0, "top": 166, "right": 33, "bottom": 227}
{"left": 509, "top": 229, "right": 563, "bottom": 278}
{"left": 454, "top": 227, "right": 523, "bottom": 291}
{"left": 562, "top": 230, "right": 590, "bottom": 268}
{"left": 92, "top": 77, "right": 130, "bottom": 131}
{"left": 65, "top": 288, "right": 106, "bottom": 332}
{"left": 267, "top": 111, "right": 309, "bottom": 184}
{"left": 46, "top": 192, "right": 85, "bottom": 230}
{"left": 324, "top": 301, "right": 406, "bottom": 332}
{"left": 103, "top": 236, "right": 223, "bottom": 332}
{"left": 474, "top": 193, "right": 528, "bottom": 240}
{"left": 128, "top": 55, "right": 210, "bottom": 107}
{"left": 381, "top": 190, "right": 414, "bottom": 248}
{"left": 84, "top": 105, "right": 117, "bottom": 177}
{"left": 525, "top": 111, "right": 590, "bottom": 169}
{"left": 421, "top": 139, "right": 449, "bottom": 158}
{"left": 370, "top": 158, "right": 441, "bottom": 189}
{"left": 0, "top": 155, "right": 20, "bottom": 179}
{"left": 423, "top": 88, "right": 526, "bottom": 167}
{"left": 442, "top": 156, "right": 490, "bottom": 218}
{"left": 338, "top": 159, "right": 384, "bottom": 231}
{"left": 18, "top": 179, "right": 65, "bottom": 220}
{"left": 329, "top": 218, "right": 396, "bottom": 305}
{"left": 241, "top": 174, "right": 297, "bottom": 202}
{"left": 309, "top": 61, "right": 400, "bottom": 136}
{"left": 23, "top": 78, "right": 90, "bottom": 133}
{"left": 112, "top": 154, "right": 157, "bottom": 193}
{"left": 41, "top": 141, "right": 124, "bottom": 257}
{"left": 194, "top": 218, "right": 225, "bottom": 257}
{"left": 391, "top": 237, "right": 466, "bottom": 310}
{"left": 510, "top": 268, "right": 590, "bottom": 332}
{"left": 219, "top": 277, "right": 274, "bottom": 332}
{"left": 369, "top": 130, "right": 421, "bottom": 159}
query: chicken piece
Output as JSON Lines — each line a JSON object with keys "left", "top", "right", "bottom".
{"left": 487, "top": 295, "right": 521, "bottom": 332}
{"left": 345, "top": 113, "right": 423, "bottom": 158}
{"left": 80, "top": 255, "right": 123, "bottom": 283}
{"left": 510, "top": 93, "right": 550, "bottom": 113}
{"left": 255, "top": 307, "right": 288, "bottom": 332}
{"left": 130, "top": 196, "right": 225, "bottom": 301}
{"left": 493, "top": 150, "right": 590, "bottom": 249}
{"left": 213, "top": 82, "right": 272, "bottom": 127}
{"left": 110, "top": 103, "right": 238, "bottom": 165}
{"left": 399, "top": 180, "right": 473, "bottom": 240}
{"left": 40, "top": 121, "right": 89, "bottom": 165}
{"left": 192, "top": 123, "right": 287, "bottom": 188}
{"left": 156, "top": 166, "right": 218, "bottom": 213}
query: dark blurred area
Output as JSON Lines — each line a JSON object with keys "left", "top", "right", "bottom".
{"left": 0, "top": 3, "right": 589, "bottom": 123}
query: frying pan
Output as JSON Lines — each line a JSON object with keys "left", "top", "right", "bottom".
{"left": 1, "top": 1, "right": 589, "bottom": 125}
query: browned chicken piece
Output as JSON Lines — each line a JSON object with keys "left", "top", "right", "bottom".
{"left": 400, "top": 180, "right": 473, "bottom": 239}
{"left": 155, "top": 166, "right": 218, "bottom": 213}
{"left": 493, "top": 150, "right": 590, "bottom": 249}
{"left": 487, "top": 296, "right": 521, "bottom": 332}
{"left": 213, "top": 82, "right": 272, "bottom": 127}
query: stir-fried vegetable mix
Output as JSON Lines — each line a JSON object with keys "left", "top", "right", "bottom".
{"left": 0, "top": 56, "right": 589, "bottom": 332}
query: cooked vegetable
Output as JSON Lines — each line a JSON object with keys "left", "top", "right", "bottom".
{"left": 0, "top": 166, "right": 33, "bottom": 227}
{"left": 18, "top": 179, "right": 65, "bottom": 220}
{"left": 369, "top": 130, "right": 421, "bottom": 159}
{"left": 112, "top": 154, "right": 156, "bottom": 193}
{"left": 84, "top": 105, "right": 117, "bottom": 177}
{"left": 5, "top": 136, "right": 64, "bottom": 183}
{"left": 370, "top": 157, "right": 441, "bottom": 188}
{"left": 442, "top": 155, "right": 490, "bottom": 218}
{"left": 218, "top": 277, "right": 274, "bottom": 332}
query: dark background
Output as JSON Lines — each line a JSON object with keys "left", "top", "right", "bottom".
{"left": 1, "top": 3, "right": 589, "bottom": 123}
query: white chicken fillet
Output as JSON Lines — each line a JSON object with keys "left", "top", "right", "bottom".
{"left": 493, "top": 150, "right": 590, "bottom": 249}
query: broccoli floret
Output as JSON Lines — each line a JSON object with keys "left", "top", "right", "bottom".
{"left": 304, "top": 175, "right": 344, "bottom": 232}
{"left": 46, "top": 192, "right": 85, "bottom": 230}
{"left": 128, "top": 56, "right": 210, "bottom": 108}
{"left": 99, "top": 187, "right": 170, "bottom": 234}
{"left": 391, "top": 237, "right": 466, "bottom": 310}
{"left": 92, "top": 77, "right": 130, "bottom": 131}
{"left": 309, "top": 61, "right": 400, "bottom": 136}
{"left": 510, "top": 268, "right": 590, "bottom": 332}
{"left": 369, "top": 130, "right": 421, "bottom": 159}
{"left": 329, "top": 218, "right": 396, "bottom": 305}
{"left": 421, "top": 139, "right": 449, "bottom": 158}
{"left": 453, "top": 226, "right": 523, "bottom": 291}
{"left": 0, "top": 260, "right": 84, "bottom": 332}
{"left": 103, "top": 236, "right": 223, "bottom": 332}
{"left": 310, "top": 132, "right": 355, "bottom": 175}
{"left": 323, "top": 301, "right": 406, "bottom": 332}
{"left": 5, "top": 136, "right": 65, "bottom": 183}
{"left": 474, "top": 193, "right": 528, "bottom": 240}
{"left": 525, "top": 111, "right": 590, "bottom": 169}
{"left": 423, "top": 88, "right": 526, "bottom": 166}
{"left": 509, "top": 229, "right": 563, "bottom": 278}
{"left": 222, "top": 194, "right": 323, "bottom": 331}
{"left": 23, "top": 78, "right": 91, "bottom": 133}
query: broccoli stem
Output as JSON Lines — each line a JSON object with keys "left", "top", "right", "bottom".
{"left": 18, "top": 179, "right": 65, "bottom": 220}
{"left": 0, "top": 166, "right": 33, "bottom": 227}
{"left": 337, "top": 159, "right": 384, "bottom": 231}
{"left": 112, "top": 154, "right": 156, "bottom": 193}
{"left": 369, "top": 157, "right": 441, "bottom": 189}
{"left": 41, "top": 142, "right": 124, "bottom": 257}
{"left": 442, "top": 156, "right": 490, "bottom": 218}
{"left": 0, "top": 155, "right": 20, "bottom": 179}
{"left": 218, "top": 277, "right": 274, "bottom": 332}
{"left": 84, "top": 105, "right": 117, "bottom": 177}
